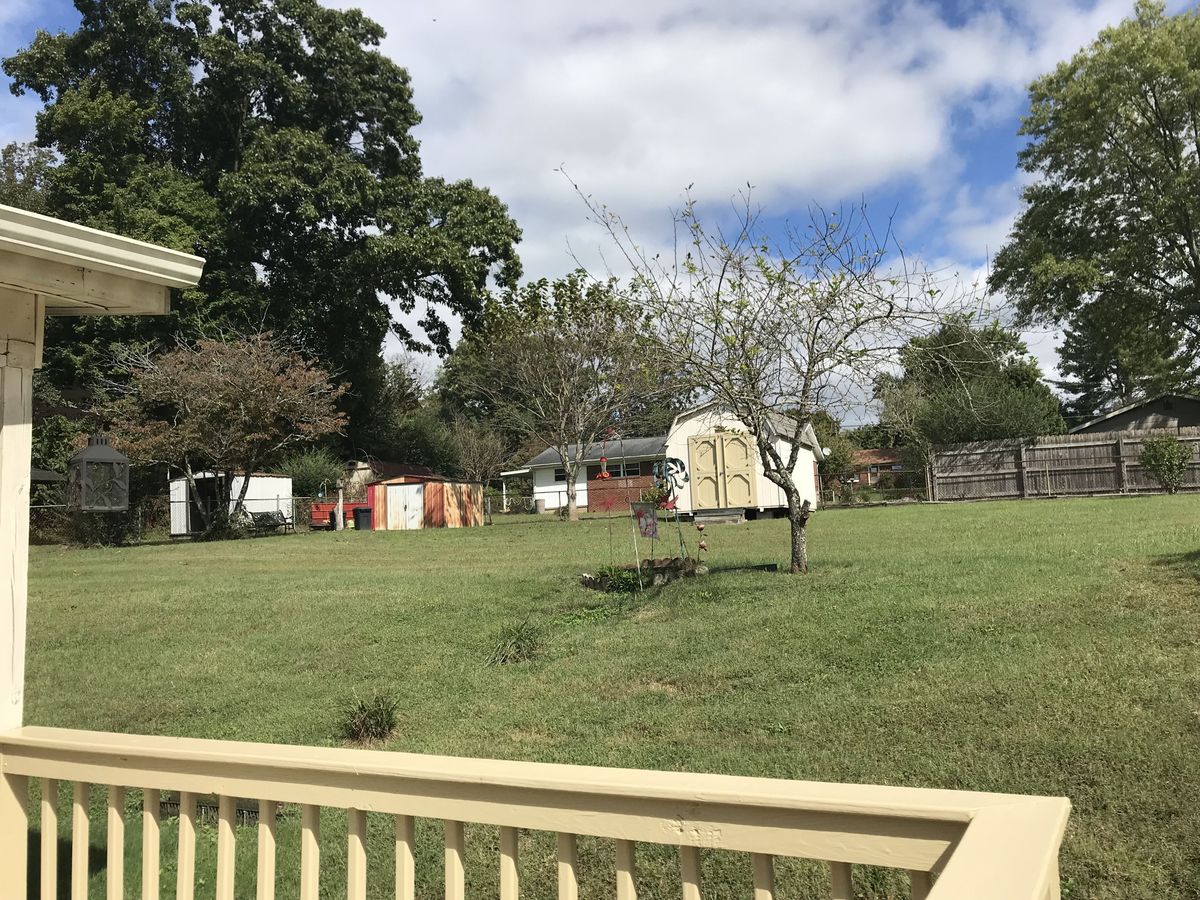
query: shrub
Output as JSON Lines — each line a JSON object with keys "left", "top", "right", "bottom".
{"left": 66, "top": 510, "right": 143, "bottom": 547}
{"left": 639, "top": 485, "right": 671, "bottom": 507}
{"left": 339, "top": 692, "right": 398, "bottom": 744}
{"left": 279, "top": 448, "right": 344, "bottom": 498}
{"left": 487, "top": 620, "right": 544, "bottom": 665}
{"left": 1139, "top": 436, "right": 1193, "bottom": 494}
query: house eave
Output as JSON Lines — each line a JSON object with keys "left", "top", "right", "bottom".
{"left": 0, "top": 203, "right": 205, "bottom": 315}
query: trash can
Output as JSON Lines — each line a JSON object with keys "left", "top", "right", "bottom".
{"left": 353, "top": 506, "right": 372, "bottom": 531}
{"left": 328, "top": 509, "right": 338, "bottom": 529}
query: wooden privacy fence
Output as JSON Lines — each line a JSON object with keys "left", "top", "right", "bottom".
{"left": 928, "top": 427, "right": 1200, "bottom": 502}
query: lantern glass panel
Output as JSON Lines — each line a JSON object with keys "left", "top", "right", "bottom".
{"left": 86, "top": 461, "right": 129, "bottom": 511}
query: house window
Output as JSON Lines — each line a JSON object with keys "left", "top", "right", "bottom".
{"left": 553, "top": 468, "right": 567, "bottom": 482}
{"left": 586, "top": 461, "right": 645, "bottom": 479}
{"left": 869, "top": 465, "right": 879, "bottom": 473}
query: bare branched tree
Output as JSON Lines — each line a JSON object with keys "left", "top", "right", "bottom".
{"left": 576, "top": 186, "right": 980, "bottom": 572}
{"left": 450, "top": 418, "right": 510, "bottom": 487}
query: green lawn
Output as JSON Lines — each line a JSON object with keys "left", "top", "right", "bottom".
{"left": 25, "top": 496, "right": 1200, "bottom": 899}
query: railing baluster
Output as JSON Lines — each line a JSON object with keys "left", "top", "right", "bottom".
{"left": 106, "top": 786, "right": 125, "bottom": 900}
{"left": 0, "top": 771, "right": 29, "bottom": 899}
{"left": 176, "top": 791, "right": 197, "bottom": 900}
{"left": 216, "top": 795, "right": 235, "bottom": 900}
{"left": 558, "top": 833, "right": 579, "bottom": 900}
{"left": 257, "top": 799, "right": 277, "bottom": 900}
{"left": 40, "top": 778, "right": 57, "bottom": 900}
{"left": 396, "top": 815, "right": 416, "bottom": 900}
{"left": 1045, "top": 860, "right": 1061, "bottom": 900}
{"left": 829, "top": 862, "right": 852, "bottom": 900}
{"left": 679, "top": 846, "right": 701, "bottom": 900}
{"left": 300, "top": 804, "right": 321, "bottom": 900}
{"left": 142, "top": 788, "right": 160, "bottom": 900}
{"left": 71, "top": 782, "right": 89, "bottom": 900}
{"left": 752, "top": 853, "right": 774, "bottom": 900}
{"left": 910, "top": 870, "right": 933, "bottom": 900}
{"left": 615, "top": 839, "right": 636, "bottom": 900}
{"left": 347, "top": 808, "right": 368, "bottom": 900}
{"left": 499, "top": 826, "right": 519, "bottom": 900}
{"left": 445, "top": 820, "right": 466, "bottom": 900}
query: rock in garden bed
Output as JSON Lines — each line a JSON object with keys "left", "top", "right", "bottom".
{"left": 580, "top": 556, "right": 709, "bottom": 591}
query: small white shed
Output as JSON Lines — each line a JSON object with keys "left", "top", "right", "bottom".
{"left": 664, "top": 403, "right": 825, "bottom": 515}
{"left": 168, "top": 472, "right": 294, "bottom": 536}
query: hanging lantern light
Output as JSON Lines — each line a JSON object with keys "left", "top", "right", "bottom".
{"left": 68, "top": 434, "right": 130, "bottom": 512}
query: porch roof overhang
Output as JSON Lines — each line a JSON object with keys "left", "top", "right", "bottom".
{"left": 0, "top": 203, "right": 206, "bottom": 315}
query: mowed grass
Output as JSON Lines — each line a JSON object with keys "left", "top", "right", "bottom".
{"left": 25, "top": 496, "right": 1200, "bottom": 899}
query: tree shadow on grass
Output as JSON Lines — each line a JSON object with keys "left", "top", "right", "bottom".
{"left": 1152, "top": 548, "right": 1200, "bottom": 582}
{"left": 26, "top": 831, "right": 106, "bottom": 900}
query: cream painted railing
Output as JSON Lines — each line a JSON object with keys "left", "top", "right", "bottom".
{"left": 0, "top": 726, "right": 1069, "bottom": 900}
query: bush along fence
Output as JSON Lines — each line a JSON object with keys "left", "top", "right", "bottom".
{"left": 927, "top": 426, "right": 1200, "bottom": 502}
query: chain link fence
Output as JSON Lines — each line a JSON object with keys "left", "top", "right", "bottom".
{"left": 822, "top": 470, "right": 927, "bottom": 506}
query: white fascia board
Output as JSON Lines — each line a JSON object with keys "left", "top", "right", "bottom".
{"left": 0, "top": 204, "right": 205, "bottom": 314}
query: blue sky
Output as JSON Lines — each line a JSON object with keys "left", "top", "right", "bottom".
{"left": 0, "top": 0, "right": 1178, "bottom": 378}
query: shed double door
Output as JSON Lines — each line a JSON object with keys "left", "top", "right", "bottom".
{"left": 385, "top": 483, "right": 424, "bottom": 530}
{"left": 688, "top": 432, "right": 758, "bottom": 510}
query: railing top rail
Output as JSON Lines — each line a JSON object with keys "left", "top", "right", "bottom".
{"left": 1, "top": 726, "right": 1054, "bottom": 822}
{"left": 0, "top": 726, "right": 1070, "bottom": 896}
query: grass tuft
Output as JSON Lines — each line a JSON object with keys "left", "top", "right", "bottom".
{"left": 487, "top": 619, "right": 544, "bottom": 665}
{"left": 338, "top": 692, "right": 398, "bottom": 744}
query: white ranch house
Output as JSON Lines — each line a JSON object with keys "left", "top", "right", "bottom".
{"left": 0, "top": 204, "right": 1069, "bottom": 898}
{"left": 526, "top": 403, "right": 827, "bottom": 515}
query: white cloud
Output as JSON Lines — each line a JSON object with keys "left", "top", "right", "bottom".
{"left": 333, "top": 0, "right": 1136, "bottom": 280}
{"left": 0, "top": 0, "right": 1147, "bottom": 384}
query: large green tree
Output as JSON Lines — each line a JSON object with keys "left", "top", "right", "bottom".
{"left": 877, "top": 319, "right": 1065, "bottom": 460}
{"left": 0, "top": 141, "right": 57, "bottom": 213}
{"left": 989, "top": 1, "right": 1199, "bottom": 414}
{"left": 1054, "top": 300, "right": 1197, "bottom": 424}
{"left": 4, "top": 0, "right": 521, "bottom": 437}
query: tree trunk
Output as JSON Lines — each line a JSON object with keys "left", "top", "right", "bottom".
{"left": 232, "top": 465, "right": 254, "bottom": 518}
{"left": 787, "top": 497, "right": 812, "bottom": 574}
{"left": 565, "top": 472, "right": 580, "bottom": 521}
{"left": 182, "top": 459, "right": 211, "bottom": 531}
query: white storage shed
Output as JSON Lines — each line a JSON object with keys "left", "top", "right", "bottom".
{"left": 168, "top": 472, "right": 294, "bottom": 536}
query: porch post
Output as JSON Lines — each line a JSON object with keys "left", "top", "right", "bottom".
{"left": 0, "top": 287, "right": 40, "bottom": 897}
{"left": 0, "top": 287, "right": 41, "bottom": 732}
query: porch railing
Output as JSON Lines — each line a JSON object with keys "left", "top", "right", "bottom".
{"left": 0, "top": 726, "right": 1069, "bottom": 900}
